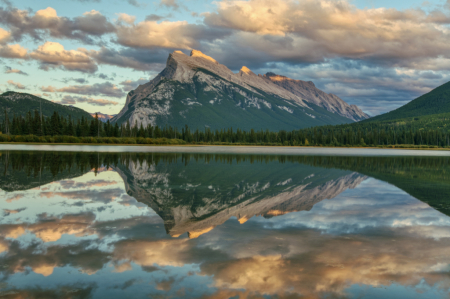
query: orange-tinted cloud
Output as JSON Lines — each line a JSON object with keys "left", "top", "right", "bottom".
{"left": 30, "top": 41, "right": 97, "bottom": 73}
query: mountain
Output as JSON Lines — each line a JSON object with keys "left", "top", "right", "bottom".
{"left": 113, "top": 156, "right": 366, "bottom": 238}
{"left": 264, "top": 73, "right": 369, "bottom": 121}
{"left": 90, "top": 112, "right": 116, "bottom": 123}
{"left": 0, "top": 92, "right": 93, "bottom": 122}
{"left": 365, "top": 81, "right": 450, "bottom": 123}
{"left": 112, "top": 50, "right": 368, "bottom": 130}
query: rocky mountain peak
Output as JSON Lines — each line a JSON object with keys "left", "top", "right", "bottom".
{"left": 265, "top": 72, "right": 315, "bottom": 88}
{"left": 239, "top": 66, "right": 254, "bottom": 75}
{"left": 112, "top": 49, "right": 369, "bottom": 128}
{"left": 265, "top": 72, "right": 368, "bottom": 121}
{"left": 265, "top": 72, "right": 290, "bottom": 81}
{"left": 190, "top": 49, "right": 218, "bottom": 64}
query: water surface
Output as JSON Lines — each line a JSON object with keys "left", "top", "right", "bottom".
{"left": 0, "top": 151, "right": 449, "bottom": 298}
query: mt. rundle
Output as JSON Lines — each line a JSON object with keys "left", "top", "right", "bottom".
{"left": 112, "top": 50, "right": 368, "bottom": 131}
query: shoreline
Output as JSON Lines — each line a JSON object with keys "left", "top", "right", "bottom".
{"left": 1, "top": 143, "right": 450, "bottom": 156}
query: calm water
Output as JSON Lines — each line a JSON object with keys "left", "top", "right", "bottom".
{"left": 1, "top": 150, "right": 450, "bottom": 298}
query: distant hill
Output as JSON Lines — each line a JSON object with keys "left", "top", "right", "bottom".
{"left": 0, "top": 91, "right": 93, "bottom": 122}
{"left": 90, "top": 112, "right": 116, "bottom": 123}
{"left": 365, "top": 81, "right": 450, "bottom": 123}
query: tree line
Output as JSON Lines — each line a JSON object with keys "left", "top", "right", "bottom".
{"left": 1, "top": 109, "right": 450, "bottom": 147}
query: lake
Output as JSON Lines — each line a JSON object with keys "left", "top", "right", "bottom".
{"left": 1, "top": 147, "right": 450, "bottom": 298}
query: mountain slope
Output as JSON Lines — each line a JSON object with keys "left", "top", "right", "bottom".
{"left": 265, "top": 72, "right": 369, "bottom": 121}
{"left": 112, "top": 50, "right": 368, "bottom": 130}
{"left": 0, "top": 92, "right": 93, "bottom": 122}
{"left": 365, "top": 81, "right": 450, "bottom": 122}
{"left": 113, "top": 156, "right": 365, "bottom": 238}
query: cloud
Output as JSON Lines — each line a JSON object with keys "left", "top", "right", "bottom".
{"left": 4, "top": 66, "right": 28, "bottom": 75}
{"left": 127, "top": 0, "right": 144, "bottom": 8}
{"left": 116, "top": 13, "right": 136, "bottom": 25}
{"left": 145, "top": 14, "right": 165, "bottom": 22}
{"left": 56, "top": 95, "right": 119, "bottom": 106}
{"left": 0, "top": 7, "right": 115, "bottom": 44}
{"left": 81, "top": 98, "right": 117, "bottom": 106}
{"left": 120, "top": 78, "right": 149, "bottom": 91}
{"left": 30, "top": 42, "right": 97, "bottom": 73}
{"left": 159, "top": 0, "right": 180, "bottom": 10}
{"left": 3, "top": 207, "right": 26, "bottom": 216}
{"left": 0, "top": 43, "right": 27, "bottom": 58}
{"left": 0, "top": 27, "right": 11, "bottom": 43}
{"left": 55, "top": 95, "right": 76, "bottom": 105}
{"left": 59, "top": 180, "right": 118, "bottom": 189}
{"left": 86, "top": 47, "right": 161, "bottom": 70}
{"left": 7, "top": 79, "right": 25, "bottom": 89}
{"left": 97, "top": 73, "right": 111, "bottom": 80}
{"left": 46, "top": 82, "right": 124, "bottom": 98}
{"left": 41, "top": 86, "right": 56, "bottom": 92}
{"left": 62, "top": 77, "right": 88, "bottom": 84}
{"left": 201, "top": 0, "right": 450, "bottom": 68}
{"left": 115, "top": 19, "right": 230, "bottom": 50}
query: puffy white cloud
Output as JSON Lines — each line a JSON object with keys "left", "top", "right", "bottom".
{"left": 0, "top": 7, "right": 115, "bottom": 43}
{"left": 115, "top": 19, "right": 228, "bottom": 50}
{"left": 0, "top": 27, "right": 11, "bottom": 44}
{"left": 116, "top": 13, "right": 136, "bottom": 25}
{"left": 203, "top": 0, "right": 450, "bottom": 67}
{"left": 30, "top": 42, "right": 97, "bottom": 73}
{"left": 0, "top": 43, "right": 27, "bottom": 59}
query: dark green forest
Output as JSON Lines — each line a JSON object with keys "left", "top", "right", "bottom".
{"left": 2, "top": 152, "right": 449, "bottom": 216}
{"left": 1, "top": 108, "right": 449, "bottom": 147}
{"left": 0, "top": 92, "right": 93, "bottom": 122}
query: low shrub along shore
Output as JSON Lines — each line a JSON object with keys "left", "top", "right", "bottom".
{"left": 0, "top": 134, "right": 449, "bottom": 149}
{"left": 0, "top": 134, "right": 187, "bottom": 145}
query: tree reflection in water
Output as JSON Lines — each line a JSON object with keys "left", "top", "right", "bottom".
{"left": 0, "top": 151, "right": 449, "bottom": 298}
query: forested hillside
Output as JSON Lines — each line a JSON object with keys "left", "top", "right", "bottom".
{"left": 0, "top": 92, "right": 93, "bottom": 122}
{"left": 365, "top": 81, "right": 450, "bottom": 122}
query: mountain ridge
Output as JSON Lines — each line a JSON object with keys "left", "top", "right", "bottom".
{"left": 112, "top": 50, "right": 368, "bottom": 130}
{"left": 0, "top": 91, "right": 93, "bottom": 123}
{"left": 90, "top": 112, "right": 116, "bottom": 123}
{"left": 364, "top": 81, "right": 450, "bottom": 123}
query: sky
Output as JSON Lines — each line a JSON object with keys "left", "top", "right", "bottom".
{"left": 1, "top": 0, "right": 450, "bottom": 116}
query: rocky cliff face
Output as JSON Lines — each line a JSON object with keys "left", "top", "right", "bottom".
{"left": 264, "top": 73, "right": 369, "bottom": 121}
{"left": 111, "top": 50, "right": 369, "bottom": 130}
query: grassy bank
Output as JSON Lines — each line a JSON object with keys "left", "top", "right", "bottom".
{"left": 1, "top": 134, "right": 450, "bottom": 149}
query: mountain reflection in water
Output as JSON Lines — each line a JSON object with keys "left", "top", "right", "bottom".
{"left": 0, "top": 151, "right": 450, "bottom": 299}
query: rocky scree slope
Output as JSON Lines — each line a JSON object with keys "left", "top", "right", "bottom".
{"left": 264, "top": 73, "right": 369, "bottom": 121}
{"left": 112, "top": 50, "right": 368, "bottom": 130}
